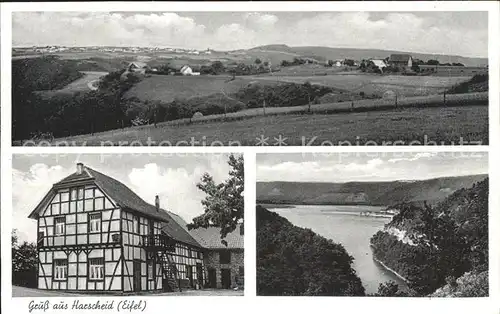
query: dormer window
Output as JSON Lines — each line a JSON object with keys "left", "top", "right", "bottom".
{"left": 54, "top": 216, "right": 65, "bottom": 235}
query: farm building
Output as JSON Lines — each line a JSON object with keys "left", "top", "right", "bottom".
{"left": 369, "top": 59, "right": 388, "bottom": 72}
{"left": 180, "top": 65, "right": 200, "bottom": 76}
{"left": 388, "top": 54, "right": 413, "bottom": 71}
{"left": 190, "top": 226, "right": 244, "bottom": 289}
{"left": 28, "top": 163, "right": 244, "bottom": 293}
{"left": 127, "top": 62, "right": 148, "bottom": 74}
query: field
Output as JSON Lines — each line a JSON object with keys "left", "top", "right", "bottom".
{"left": 123, "top": 70, "right": 472, "bottom": 104}
{"left": 124, "top": 74, "right": 279, "bottom": 103}
{"left": 46, "top": 105, "right": 487, "bottom": 146}
{"left": 35, "top": 71, "right": 108, "bottom": 97}
{"left": 248, "top": 73, "right": 472, "bottom": 97}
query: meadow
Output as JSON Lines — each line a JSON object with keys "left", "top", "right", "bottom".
{"left": 48, "top": 104, "right": 487, "bottom": 146}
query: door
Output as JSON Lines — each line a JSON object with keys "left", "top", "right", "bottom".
{"left": 221, "top": 269, "right": 231, "bottom": 289}
{"left": 208, "top": 268, "right": 216, "bottom": 288}
{"left": 187, "top": 266, "right": 194, "bottom": 288}
{"left": 133, "top": 260, "right": 141, "bottom": 292}
{"left": 196, "top": 263, "right": 203, "bottom": 288}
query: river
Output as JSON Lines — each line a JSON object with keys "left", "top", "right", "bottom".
{"left": 267, "top": 204, "right": 409, "bottom": 294}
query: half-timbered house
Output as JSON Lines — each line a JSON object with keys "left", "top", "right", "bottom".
{"left": 28, "top": 163, "right": 215, "bottom": 293}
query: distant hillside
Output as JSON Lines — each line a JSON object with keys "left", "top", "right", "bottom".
{"left": 249, "top": 44, "right": 487, "bottom": 67}
{"left": 256, "top": 174, "right": 487, "bottom": 206}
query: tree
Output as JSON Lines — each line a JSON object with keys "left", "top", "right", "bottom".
{"left": 187, "top": 154, "right": 244, "bottom": 244}
{"left": 426, "top": 59, "right": 440, "bottom": 66}
{"left": 255, "top": 58, "right": 262, "bottom": 65}
{"left": 12, "top": 229, "right": 38, "bottom": 288}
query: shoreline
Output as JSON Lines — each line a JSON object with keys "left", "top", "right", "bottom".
{"left": 372, "top": 255, "right": 410, "bottom": 284}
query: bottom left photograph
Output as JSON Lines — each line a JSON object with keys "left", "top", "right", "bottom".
{"left": 11, "top": 153, "right": 244, "bottom": 297}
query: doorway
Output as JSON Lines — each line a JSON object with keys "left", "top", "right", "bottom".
{"left": 221, "top": 269, "right": 231, "bottom": 289}
{"left": 207, "top": 268, "right": 216, "bottom": 288}
{"left": 133, "top": 260, "right": 141, "bottom": 292}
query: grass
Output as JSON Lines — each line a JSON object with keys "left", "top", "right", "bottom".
{"left": 124, "top": 74, "right": 262, "bottom": 103}
{"left": 47, "top": 105, "right": 487, "bottom": 146}
{"left": 249, "top": 74, "right": 472, "bottom": 97}
{"left": 35, "top": 71, "right": 108, "bottom": 98}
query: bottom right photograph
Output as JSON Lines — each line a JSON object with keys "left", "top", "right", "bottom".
{"left": 256, "top": 152, "right": 488, "bottom": 297}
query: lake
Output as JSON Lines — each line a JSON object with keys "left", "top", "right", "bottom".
{"left": 268, "top": 204, "right": 409, "bottom": 294}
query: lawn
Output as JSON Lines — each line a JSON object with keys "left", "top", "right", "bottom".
{"left": 47, "top": 105, "right": 488, "bottom": 146}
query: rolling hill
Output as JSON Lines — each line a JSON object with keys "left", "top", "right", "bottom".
{"left": 256, "top": 174, "right": 487, "bottom": 206}
{"left": 248, "top": 44, "right": 487, "bottom": 67}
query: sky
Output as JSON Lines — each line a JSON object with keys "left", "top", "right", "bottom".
{"left": 257, "top": 152, "right": 488, "bottom": 183}
{"left": 12, "top": 153, "right": 237, "bottom": 243}
{"left": 12, "top": 11, "right": 488, "bottom": 57}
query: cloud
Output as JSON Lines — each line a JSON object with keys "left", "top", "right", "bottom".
{"left": 13, "top": 12, "right": 207, "bottom": 48}
{"left": 12, "top": 164, "right": 72, "bottom": 243}
{"left": 127, "top": 158, "right": 230, "bottom": 223}
{"left": 388, "top": 152, "right": 438, "bottom": 163}
{"left": 244, "top": 13, "right": 278, "bottom": 28}
{"left": 257, "top": 158, "right": 386, "bottom": 182}
{"left": 12, "top": 12, "right": 487, "bottom": 57}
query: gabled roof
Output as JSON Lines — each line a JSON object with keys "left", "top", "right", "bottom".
{"left": 28, "top": 164, "right": 202, "bottom": 248}
{"left": 188, "top": 224, "right": 244, "bottom": 249}
{"left": 370, "top": 59, "right": 387, "bottom": 68}
{"left": 389, "top": 54, "right": 412, "bottom": 62}
{"left": 129, "top": 61, "right": 148, "bottom": 69}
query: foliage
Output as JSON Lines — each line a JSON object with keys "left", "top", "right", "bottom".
{"left": 372, "top": 281, "right": 416, "bottom": 297}
{"left": 234, "top": 82, "right": 333, "bottom": 108}
{"left": 12, "top": 68, "right": 142, "bottom": 140}
{"left": 256, "top": 206, "right": 365, "bottom": 296}
{"left": 12, "top": 230, "right": 38, "bottom": 288}
{"left": 187, "top": 155, "right": 244, "bottom": 243}
{"left": 447, "top": 74, "right": 488, "bottom": 94}
{"left": 370, "top": 178, "right": 488, "bottom": 296}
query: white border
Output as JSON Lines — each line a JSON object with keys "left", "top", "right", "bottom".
{"left": 1, "top": 2, "right": 499, "bottom": 314}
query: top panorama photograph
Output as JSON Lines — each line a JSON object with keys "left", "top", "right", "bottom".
{"left": 11, "top": 11, "right": 489, "bottom": 146}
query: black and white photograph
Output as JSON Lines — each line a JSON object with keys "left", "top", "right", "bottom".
{"left": 11, "top": 153, "right": 244, "bottom": 296}
{"left": 256, "top": 152, "right": 488, "bottom": 297}
{"left": 10, "top": 11, "right": 488, "bottom": 146}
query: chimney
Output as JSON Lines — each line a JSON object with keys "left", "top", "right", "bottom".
{"left": 155, "top": 195, "right": 160, "bottom": 211}
{"left": 76, "top": 162, "right": 84, "bottom": 175}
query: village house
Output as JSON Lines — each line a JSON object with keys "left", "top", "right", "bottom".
{"left": 369, "top": 59, "right": 388, "bottom": 73}
{"left": 180, "top": 65, "right": 200, "bottom": 76}
{"left": 127, "top": 62, "right": 148, "bottom": 74}
{"left": 388, "top": 54, "right": 413, "bottom": 71}
{"left": 28, "top": 163, "right": 243, "bottom": 293}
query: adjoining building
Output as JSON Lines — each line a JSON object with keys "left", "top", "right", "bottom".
{"left": 387, "top": 54, "right": 413, "bottom": 71}
{"left": 189, "top": 225, "right": 244, "bottom": 289}
{"left": 28, "top": 163, "right": 243, "bottom": 293}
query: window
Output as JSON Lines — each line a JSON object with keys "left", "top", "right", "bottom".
{"left": 89, "top": 213, "right": 102, "bottom": 233}
{"left": 219, "top": 251, "right": 231, "bottom": 264}
{"left": 89, "top": 258, "right": 104, "bottom": 281}
{"left": 133, "top": 216, "right": 139, "bottom": 234}
{"left": 53, "top": 259, "right": 68, "bottom": 281}
{"left": 148, "top": 260, "right": 155, "bottom": 280}
{"left": 54, "top": 216, "right": 66, "bottom": 235}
